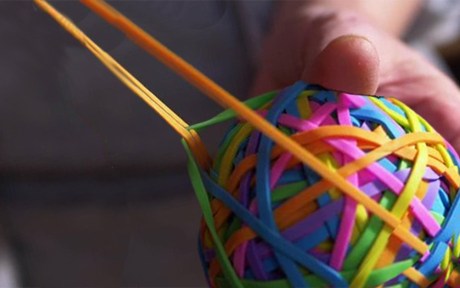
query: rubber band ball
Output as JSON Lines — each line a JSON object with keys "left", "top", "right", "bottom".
{"left": 184, "top": 81, "right": 460, "bottom": 287}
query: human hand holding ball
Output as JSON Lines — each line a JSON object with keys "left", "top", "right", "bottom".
{"left": 197, "top": 1, "right": 460, "bottom": 287}
{"left": 35, "top": 1, "right": 460, "bottom": 286}
{"left": 252, "top": 1, "right": 460, "bottom": 153}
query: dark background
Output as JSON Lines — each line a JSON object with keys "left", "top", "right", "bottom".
{"left": 0, "top": 1, "right": 274, "bottom": 286}
{"left": 0, "top": 1, "right": 459, "bottom": 287}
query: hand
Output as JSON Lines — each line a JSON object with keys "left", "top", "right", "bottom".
{"left": 252, "top": 4, "right": 460, "bottom": 152}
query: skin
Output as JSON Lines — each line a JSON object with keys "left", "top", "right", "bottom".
{"left": 252, "top": 1, "right": 460, "bottom": 152}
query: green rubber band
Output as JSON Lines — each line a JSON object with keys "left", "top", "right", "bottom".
{"left": 343, "top": 192, "right": 396, "bottom": 270}
{"left": 183, "top": 139, "right": 243, "bottom": 288}
{"left": 272, "top": 181, "right": 309, "bottom": 202}
{"left": 189, "top": 91, "right": 278, "bottom": 132}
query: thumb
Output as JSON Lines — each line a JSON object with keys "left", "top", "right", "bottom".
{"left": 303, "top": 35, "right": 380, "bottom": 95}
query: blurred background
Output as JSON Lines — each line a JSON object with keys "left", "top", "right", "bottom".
{"left": 0, "top": 1, "right": 459, "bottom": 287}
{"left": 0, "top": 1, "right": 272, "bottom": 286}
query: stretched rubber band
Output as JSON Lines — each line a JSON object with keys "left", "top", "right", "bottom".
{"left": 35, "top": 1, "right": 460, "bottom": 286}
